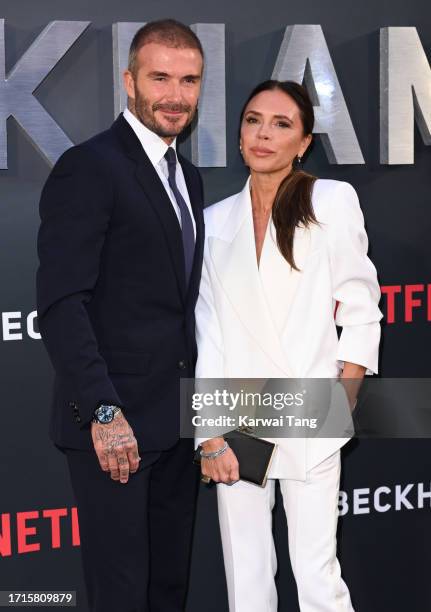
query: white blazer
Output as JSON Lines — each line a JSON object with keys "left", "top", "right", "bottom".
{"left": 195, "top": 177, "right": 383, "bottom": 480}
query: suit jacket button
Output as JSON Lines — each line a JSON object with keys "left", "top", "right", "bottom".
{"left": 178, "top": 360, "right": 186, "bottom": 370}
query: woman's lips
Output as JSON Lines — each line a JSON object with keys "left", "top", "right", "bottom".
{"left": 249, "top": 147, "right": 275, "bottom": 156}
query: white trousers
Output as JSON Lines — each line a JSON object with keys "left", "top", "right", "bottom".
{"left": 216, "top": 450, "right": 355, "bottom": 612}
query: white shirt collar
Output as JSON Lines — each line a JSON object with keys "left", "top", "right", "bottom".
{"left": 123, "top": 107, "right": 177, "bottom": 167}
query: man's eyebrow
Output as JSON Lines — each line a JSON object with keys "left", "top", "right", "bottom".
{"left": 146, "top": 71, "right": 202, "bottom": 80}
{"left": 147, "top": 71, "right": 170, "bottom": 77}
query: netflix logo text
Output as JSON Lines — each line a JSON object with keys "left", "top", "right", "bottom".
{"left": 380, "top": 284, "right": 431, "bottom": 324}
{"left": 0, "top": 507, "right": 80, "bottom": 557}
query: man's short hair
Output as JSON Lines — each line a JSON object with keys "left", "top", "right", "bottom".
{"left": 128, "top": 19, "right": 204, "bottom": 76}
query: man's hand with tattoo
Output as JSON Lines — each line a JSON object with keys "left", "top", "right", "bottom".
{"left": 91, "top": 412, "right": 141, "bottom": 483}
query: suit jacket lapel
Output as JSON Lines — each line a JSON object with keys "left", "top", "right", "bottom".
{"left": 259, "top": 208, "right": 322, "bottom": 378}
{"left": 259, "top": 221, "right": 311, "bottom": 337}
{"left": 112, "top": 114, "right": 186, "bottom": 303}
{"left": 208, "top": 179, "right": 295, "bottom": 377}
{"left": 134, "top": 157, "right": 187, "bottom": 301}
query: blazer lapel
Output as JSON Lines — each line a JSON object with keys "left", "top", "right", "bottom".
{"left": 208, "top": 179, "right": 295, "bottom": 377}
{"left": 112, "top": 114, "right": 186, "bottom": 303}
{"left": 260, "top": 194, "right": 329, "bottom": 380}
{"left": 259, "top": 221, "right": 311, "bottom": 338}
{"left": 134, "top": 158, "right": 187, "bottom": 300}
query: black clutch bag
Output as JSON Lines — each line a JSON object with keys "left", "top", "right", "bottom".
{"left": 194, "top": 429, "right": 277, "bottom": 487}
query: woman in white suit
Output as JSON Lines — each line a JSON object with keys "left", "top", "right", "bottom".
{"left": 195, "top": 80, "right": 383, "bottom": 612}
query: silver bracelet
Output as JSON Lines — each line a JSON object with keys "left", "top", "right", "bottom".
{"left": 200, "top": 441, "right": 229, "bottom": 460}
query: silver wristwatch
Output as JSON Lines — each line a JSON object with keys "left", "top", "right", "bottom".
{"left": 92, "top": 404, "right": 122, "bottom": 424}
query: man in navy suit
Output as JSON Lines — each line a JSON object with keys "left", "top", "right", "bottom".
{"left": 36, "top": 19, "right": 205, "bottom": 612}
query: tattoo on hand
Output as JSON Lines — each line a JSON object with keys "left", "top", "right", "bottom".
{"left": 94, "top": 414, "right": 136, "bottom": 456}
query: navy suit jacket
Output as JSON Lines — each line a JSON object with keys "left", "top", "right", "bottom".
{"left": 36, "top": 114, "right": 205, "bottom": 452}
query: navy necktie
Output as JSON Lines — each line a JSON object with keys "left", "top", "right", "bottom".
{"left": 164, "top": 147, "right": 195, "bottom": 285}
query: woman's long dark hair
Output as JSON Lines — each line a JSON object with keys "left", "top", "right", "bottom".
{"left": 239, "top": 80, "right": 318, "bottom": 270}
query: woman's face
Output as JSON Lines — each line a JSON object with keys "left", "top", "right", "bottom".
{"left": 240, "top": 89, "right": 312, "bottom": 175}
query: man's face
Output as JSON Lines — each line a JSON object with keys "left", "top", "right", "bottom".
{"left": 124, "top": 42, "right": 203, "bottom": 143}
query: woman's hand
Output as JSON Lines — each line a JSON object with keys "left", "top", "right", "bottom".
{"left": 339, "top": 362, "right": 366, "bottom": 412}
{"left": 200, "top": 437, "right": 240, "bottom": 484}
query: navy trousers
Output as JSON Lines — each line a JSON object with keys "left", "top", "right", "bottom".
{"left": 65, "top": 439, "right": 199, "bottom": 612}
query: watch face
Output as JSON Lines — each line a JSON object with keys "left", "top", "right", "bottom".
{"left": 97, "top": 405, "right": 114, "bottom": 424}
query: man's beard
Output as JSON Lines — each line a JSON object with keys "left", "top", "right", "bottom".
{"left": 133, "top": 87, "right": 195, "bottom": 138}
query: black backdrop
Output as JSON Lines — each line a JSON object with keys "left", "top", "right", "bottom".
{"left": 0, "top": 1, "right": 430, "bottom": 610}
